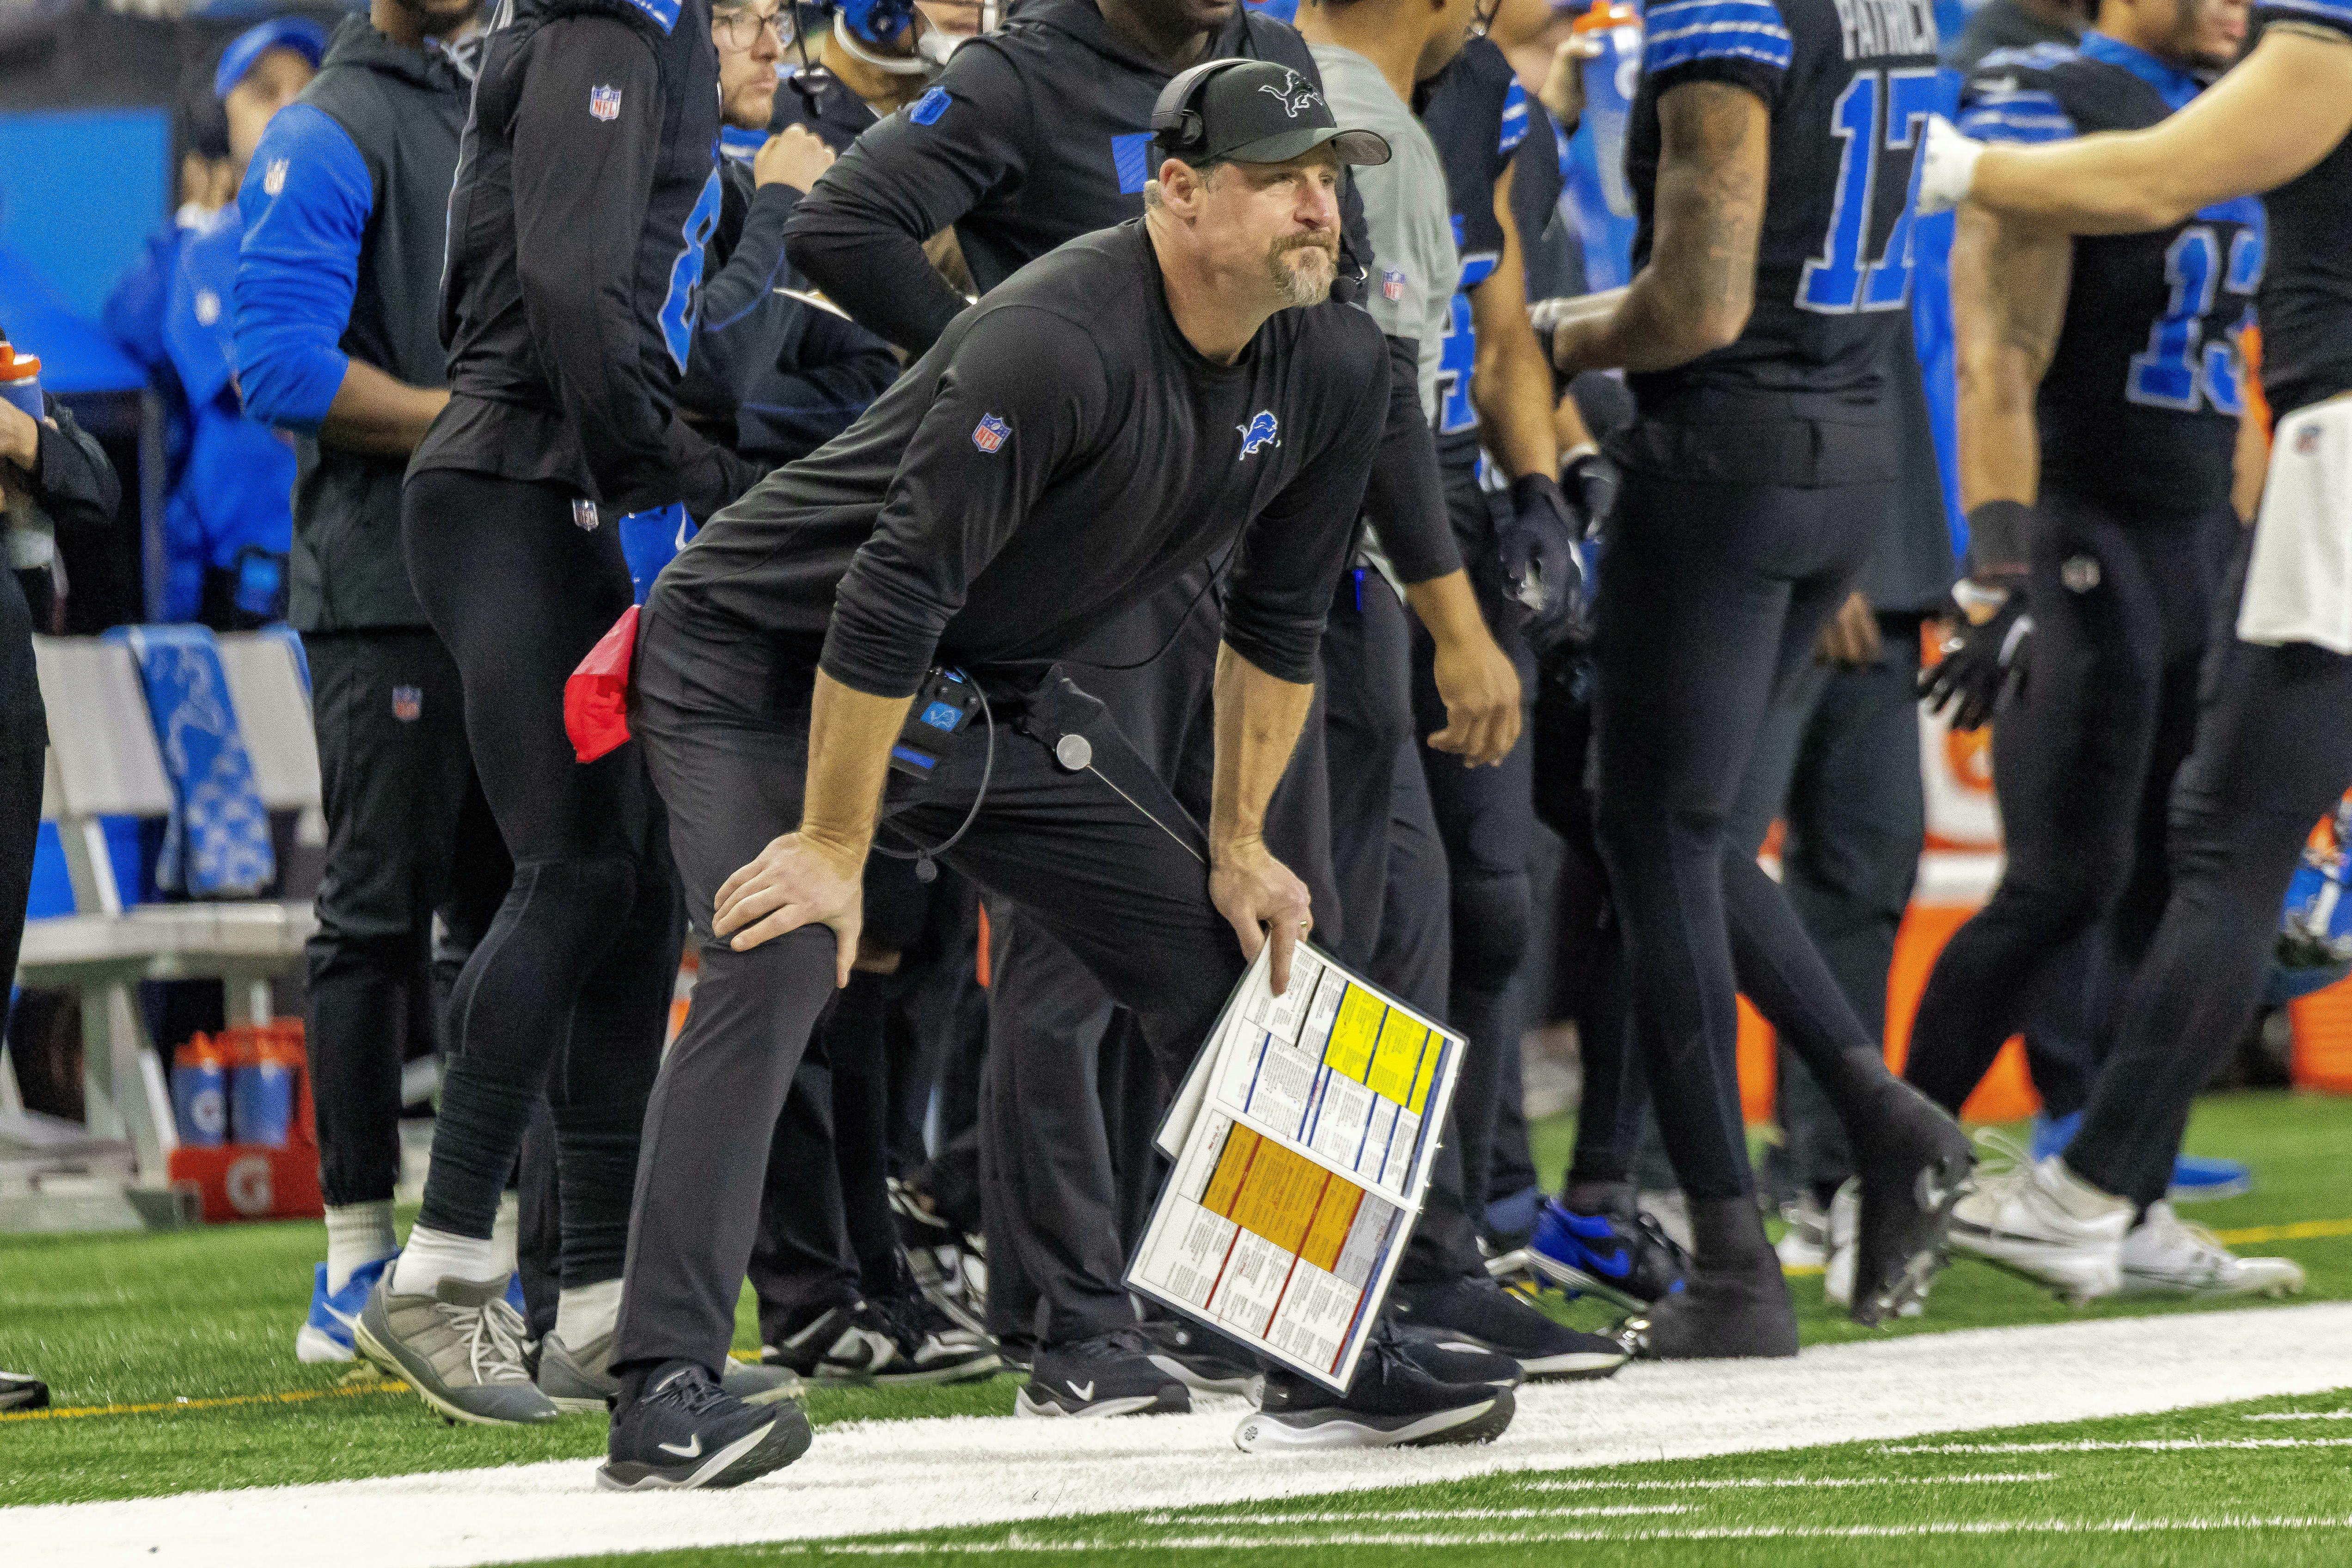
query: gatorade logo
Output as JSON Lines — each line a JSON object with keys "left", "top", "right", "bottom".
{"left": 225, "top": 1154, "right": 275, "bottom": 1217}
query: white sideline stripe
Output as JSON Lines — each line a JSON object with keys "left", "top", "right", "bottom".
{"left": 13, "top": 1303, "right": 2352, "bottom": 1568}
{"left": 2245, "top": 1410, "right": 2352, "bottom": 1421}
{"left": 1520, "top": 1471, "right": 2059, "bottom": 1491}
{"left": 1142, "top": 1505, "right": 1692, "bottom": 1523}
{"left": 800, "top": 1515, "right": 2352, "bottom": 1552}
{"left": 1885, "top": 1437, "right": 2352, "bottom": 1454}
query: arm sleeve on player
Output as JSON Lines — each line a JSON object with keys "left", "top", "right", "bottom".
{"left": 821, "top": 306, "right": 1107, "bottom": 698}
{"left": 1363, "top": 332, "right": 1464, "bottom": 583}
{"left": 1641, "top": 0, "right": 1793, "bottom": 104}
{"left": 232, "top": 102, "right": 372, "bottom": 437}
{"left": 2256, "top": 0, "right": 2352, "bottom": 37}
{"left": 1956, "top": 61, "right": 2078, "bottom": 143}
{"left": 684, "top": 175, "right": 801, "bottom": 426}
{"left": 1224, "top": 328, "right": 1391, "bottom": 683}
{"left": 731, "top": 308, "right": 901, "bottom": 466}
{"left": 30, "top": 398, "right": 122, "bottom": 535}
{"left": 783, "top": 44, "right": 1027, "bottom": 355}
{"left": 511, "top": 16, "right": 678, "bottom": 512}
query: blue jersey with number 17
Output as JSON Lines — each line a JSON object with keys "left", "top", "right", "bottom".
{"left": 1624, "top": 0, "right": 1939, "bottom": 431}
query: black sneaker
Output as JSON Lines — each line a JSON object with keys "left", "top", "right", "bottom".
{"left": 870, "top": 1292, "right": 1003, "bottom": 1385}
{"left": 1016, "top": 1326, "right": 1189, "bottom": 1418}
{"left": 598, "top": 1362, "right": 813, "bottom": 1491}
{"left": 1631, "top": 1256, "right": 1800, "bottom": 1360}
{"left": 1135, "top": 1317, "right": 1262, "bottom": 1397}
{"left": 768, "top": 1298, "right": 995, "bottom": 1386}
{"left": 0, "top": 1370, "right": 49, "bottom": 1411}
{"left": 1850, "top": 1081, "right": 1975, "bottom": 1327}
{"left": 1386, "top": 1274, "right": 1631, "bottom": 1382}
{"left": 1386, "top": 1324, "right": 1523, "bottom": 1388}
{"left": 1235, "top": 1326, "right": 1515, "bottom": 1452}
{"left": 890, "top": 1180, "right": 989, "bottom": 1334}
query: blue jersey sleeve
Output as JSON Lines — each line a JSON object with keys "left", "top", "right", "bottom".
{"left": 1642, "top": 0, "right": 1794, "bottom": 101}
{"left": 234, "top": 101, "right": 373, "bottom": 437}
{"left": 2257, "top": 0, "right": 2352, "bottom": 36}
{"left": 1956, "top": 59, "right": 2078, "bottom": 144}
{"left": 1500, "top": 79, "right": 1531, "bottom": 156}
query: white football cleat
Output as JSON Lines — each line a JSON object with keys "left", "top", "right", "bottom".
{"left": 1948, "top": 1139, "right": 2131, "bottom": 1303}
{"left": 2120, "top": 1202, "right": 2307, "bottom": 1299}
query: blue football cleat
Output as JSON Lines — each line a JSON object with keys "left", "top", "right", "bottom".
{"left": 505, "top": 1273, "right": 528, "bottom": 1318}
{"left": 296, "top": 1253, "right": 396, "bottom": 1364}
{"left": 1518, "top": 1199, "right": 1689, "bottom": 1311}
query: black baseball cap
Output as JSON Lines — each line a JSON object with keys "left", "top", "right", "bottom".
{"left": 1152, "top": 59, "right": 1390, "bottom": 170}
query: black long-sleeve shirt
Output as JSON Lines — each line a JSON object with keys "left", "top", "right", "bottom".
{"left": 780, "top": 0, "right": 1459, "bottom": 584}
{"left": 410, "top": 0, "right": 755, "bottom": 518}
{"left": 17, "top": 399, "right": 121, "bottom": 537}
{"left": 660, "top": 221, "right": 1390, "bottom": 698}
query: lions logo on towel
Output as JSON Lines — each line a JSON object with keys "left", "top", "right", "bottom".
{"left": 1237, "top": 411, "right": 1280, "bottom": 459}
{"left": 590, "top": 85, "right": 622, "bottom": 121}
{"left": 972, "top": 413, "right": 1010, "bottom": 453}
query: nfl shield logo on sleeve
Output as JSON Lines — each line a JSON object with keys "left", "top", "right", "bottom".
{"left": 972, "top": 413, "right": 1010, "bottom": 453}
{"left": 391, "top": 686, "right": 423, "bottom": 723}
{"left": 1380, "top": 269, "right": 1405, "bottom": 303}
{"left": 590, "top": 85, "right": 622, "bottom": 121}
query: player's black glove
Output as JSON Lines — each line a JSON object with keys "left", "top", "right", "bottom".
{"left": 1502, "top": 472, "right": 1589, "bottom": 649}
{"left": 1918, "top": 588, "right": 2033, "bottom": 732}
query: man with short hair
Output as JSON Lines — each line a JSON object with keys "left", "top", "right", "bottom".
{"left": 604, "top": 64, "right": 1519, "bottom": 1487}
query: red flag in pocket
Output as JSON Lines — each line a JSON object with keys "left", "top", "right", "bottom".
{"left": 565, "top": 605, "right": 639, "bottom": 763}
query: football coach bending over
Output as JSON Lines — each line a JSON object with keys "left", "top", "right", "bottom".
{"left": 597, "top": 61, "right": 1518, "bottom": 1491}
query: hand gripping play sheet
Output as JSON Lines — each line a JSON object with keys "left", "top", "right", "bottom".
{"left": 1127, "top": 942, "right": 1464, "bottom": 1391}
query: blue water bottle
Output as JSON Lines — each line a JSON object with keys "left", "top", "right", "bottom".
{"left": 0, "top": 343, "right": 42, "bottom": 422}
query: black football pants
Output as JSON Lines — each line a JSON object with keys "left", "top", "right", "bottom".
{"left": 1586, "top": 471, "right": 1894, "bottom": 1203}
{"left": 303, "top": 627, "right": 511, "bottom": 1209}
{"left": 1904, "top": 498, "right": 2236, "bottom": 1116}
{"left": 402, "top": 470, "right": 682, "bottom": 1286}
{"left": 612, "top": 595, "right": 1249, "bottom": 1378}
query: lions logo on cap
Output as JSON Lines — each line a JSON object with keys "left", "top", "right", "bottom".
{"left": 1258, "top": 71, "right": 1323, "bottom": 119}
{"left": 1237, "top": 411, "right": 1280, "bottom": 459}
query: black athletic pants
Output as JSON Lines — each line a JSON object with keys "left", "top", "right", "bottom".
{"left": 1588, "top": 470, "right": 1891, "bottom": 1204}
{"left": 1903, "top": 498, "right": 2236, "bottom": 1116}
{"left": 612, "top": 594, "right": 1250, "bottom": 1378}
{"left": 303, "top": 628, "right": 511, "bottom": 1209}
{"left": 401, "top": 470, "right": 682, "bottom": 1286}
{"left": 1410, "top": 468, "right": 1540, "bottom": 1225}
{"left": 0, "top": 570, "right": 44, "bottom": 992}
{"left": 2065, "top": 581, "right": 2352, "bottom": 1206}
{"left": 1727, "top": 618, "right": 1927, "bottom": 1201}
{"left": 1323, "top": 565, "right": 1483, "bottom": 1280}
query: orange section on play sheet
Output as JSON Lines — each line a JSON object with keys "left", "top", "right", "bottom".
{"left": 1200, "top": 1127, "right": 1340, "bottom": 1260}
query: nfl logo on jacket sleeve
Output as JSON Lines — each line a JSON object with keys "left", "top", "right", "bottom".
{"left": 1381, "top": 269, "right": 1405, "bottom": 302}
{"left": 972, "top": 413, "right": 1010, "bottom": 453}
{"left": 590, "top": 85, "right": 622, "bottom": 121}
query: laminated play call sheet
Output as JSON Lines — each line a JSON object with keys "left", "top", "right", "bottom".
{"left": 1128, "top": 943, "right": 1463, "bottom": 1391}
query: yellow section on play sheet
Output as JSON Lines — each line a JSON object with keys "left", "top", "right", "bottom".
{"left": 1365, "top": 1013, "right": 1428, "bottom": 1103}
{"left": 1201, "top": 1124, "right": 1261, "bottom": 1218}
{"left": 1323, "top": 985, "right": 1386, "bottom": 1084}
{"left": 1298, "top": 1178, "right": 1366, "bottom": 1272}
{"left": 1223, "top": 1138, "right": 1334, "bottom": 1256}
{"left": 1408, "top": 1034, "right": 1443, "bottom": 1116}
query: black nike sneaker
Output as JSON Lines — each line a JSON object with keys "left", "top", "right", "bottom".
{"left": 1387, "top": 1324, "right": 1524, "bottom": 1388}
{"left": 1630, "top": 1256, "right": 1800, "bottom": 1360}
{"left": 1016, "top": 1326, "right": 1190, "bottom": 1418}
{"left": 1235, "top": 1324, "right": 1516, "bottom": 1452}
{"left": 0, "top": 1370, "right": 49, "bottom": 1411}
{"left": 1135, "top": 1317, "right": 1263, "bottom": 1397}
{"left": 598, "top": 1362, "right": 813, "bottom": 1491}
{"left": 1849, "top": 1080, "right": 1975, "bottom": 1327}
{"left": 1515, "top": 1197, "right": 1693, "bottom": 1310}
{"left": 1386, "top": 1274, "right": 1631, "bottom": 1381}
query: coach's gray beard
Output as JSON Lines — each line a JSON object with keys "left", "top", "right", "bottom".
{"left": 1268, "top": 236, "right": 1338, "bottom": 308}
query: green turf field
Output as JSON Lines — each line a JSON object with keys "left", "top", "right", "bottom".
{"left": 9, "top": 1090, "right": 2352, "bottom": 1564}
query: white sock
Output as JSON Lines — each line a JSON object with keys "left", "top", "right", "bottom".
{"left": 491, "top": 1189, "right": 521, "bottom": 1278}
{"left": 323, "top": 1201, "right": 398, "bottom": 1295}
{"left": 553, "top": 1277, "right": 623, "bottom": 1351}
{"left": 391, "top": 1224, "right": 505, "bottom": 1297}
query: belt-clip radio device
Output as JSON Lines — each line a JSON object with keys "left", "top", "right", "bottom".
{"left": 888, "top": 666, "right": 981, "bottom": 780}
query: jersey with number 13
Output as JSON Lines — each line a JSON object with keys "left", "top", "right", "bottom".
{"left": 1624, "top": 0, "right": 1938, "bottom": 426}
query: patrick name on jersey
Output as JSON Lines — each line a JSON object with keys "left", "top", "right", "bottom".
{"left": 1828, "top": 0, "right": 1937, "bottom": 60}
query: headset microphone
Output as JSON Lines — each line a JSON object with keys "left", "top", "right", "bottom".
{"left": 1330, "top": 265, "right": 1363, "bottom": 306}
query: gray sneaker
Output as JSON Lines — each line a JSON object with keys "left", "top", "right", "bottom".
{"left": 537, "top": 1329, "right": 807, "bottom": 1414}
{"left": 355, "top": 1274, "right": 560, "bottom": 1426}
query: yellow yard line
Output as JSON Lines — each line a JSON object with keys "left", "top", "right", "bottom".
{"left": 0, "top": 1378, "right": 404, "bottom": 1423}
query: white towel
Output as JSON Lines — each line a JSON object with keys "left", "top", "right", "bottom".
{"left": 2241, "top": 395, "right": 2352, "bottom": 653}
